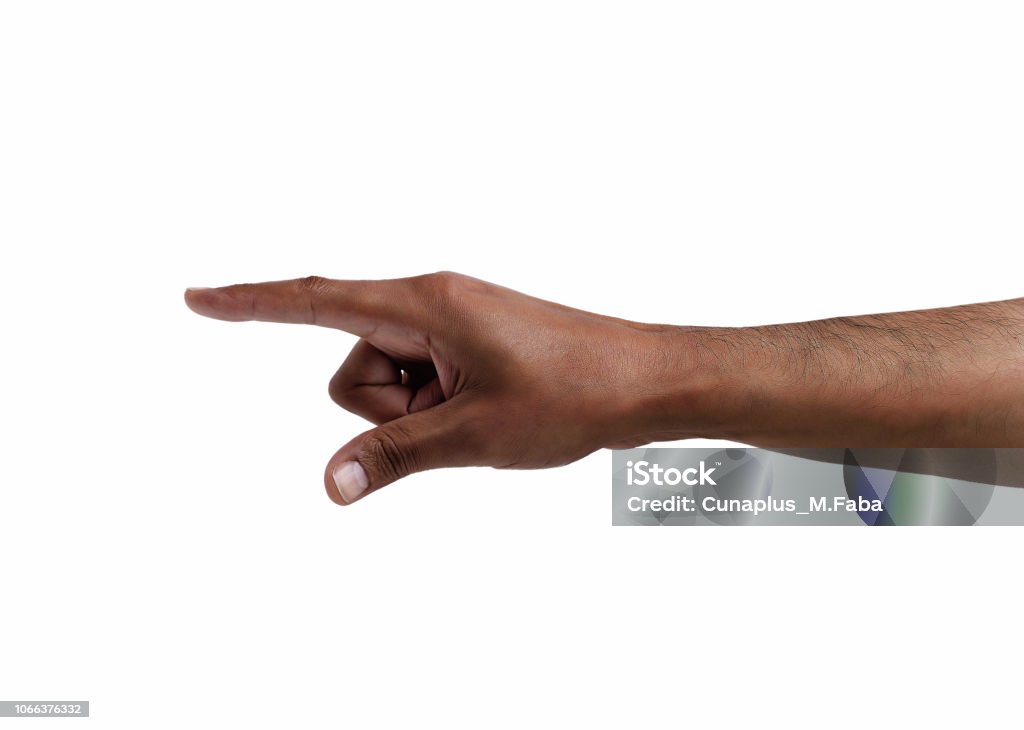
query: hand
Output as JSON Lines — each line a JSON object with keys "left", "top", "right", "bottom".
{"left": 186, "top": 273, "right": 1024, "bottom": 505}
{"left": 185, "top": 273, "right": 683, "bottom": 504}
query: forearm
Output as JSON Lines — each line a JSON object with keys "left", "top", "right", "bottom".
{"left": 635, "top": 297, "right": 1024, "bottom": 446}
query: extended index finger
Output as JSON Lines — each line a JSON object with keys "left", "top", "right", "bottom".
{"left": 184, "top": 275, "right": 411, "bottom": 336}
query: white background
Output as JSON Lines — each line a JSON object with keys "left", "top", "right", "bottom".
{"left": 1, "top": 2, "right": 1021, "bottom": 728}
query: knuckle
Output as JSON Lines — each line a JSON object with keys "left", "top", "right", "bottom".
{"left": 361, "top": 426, "right": 416, "bottom": 482}
{"left": 298, "top": 275, "right": 333, "bottom": 324}
{"left": 413, "top": 272, "right": 488, "bottom": 324}
{"left": 327, "top": 375, "right": 356, "bottom": 408}
{"left": 423, "top": 270, "right": 467, "bottom": 299}
{"left": 298, "top": 275, "right": 332, "bottom": 295}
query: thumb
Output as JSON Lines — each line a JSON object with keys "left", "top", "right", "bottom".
{"left": 325, "top": 399, "right": 482, "bottom": 505}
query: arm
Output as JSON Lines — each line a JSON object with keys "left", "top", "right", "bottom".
{"left": 636, "top": 298, "right": 1024, "bottom": 447}
{"left": 185, "top": 273, "right": 1024, "bottom": 505}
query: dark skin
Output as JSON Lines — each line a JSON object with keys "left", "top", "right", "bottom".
{"left": 185, "top": 272, "right": 1024, "bottom": 504}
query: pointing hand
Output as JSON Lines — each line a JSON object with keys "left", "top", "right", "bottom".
{"left": 185, "top": 273, "right": 670, "bottom": 504}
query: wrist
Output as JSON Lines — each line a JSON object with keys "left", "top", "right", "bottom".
{"left": 604, "top": 325, "right": 741, "bottom": 445}
{"left": 614, "top": 323, "right": 803, "bottom": 446}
